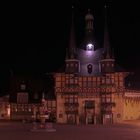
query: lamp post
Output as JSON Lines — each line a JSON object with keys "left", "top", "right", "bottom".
{"left": 32, "top": 105, "right": 37, "bottom": 130}
{"left": 40, "top": 93, "right": 47, "bottom": 129}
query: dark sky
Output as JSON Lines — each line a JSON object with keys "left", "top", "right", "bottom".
{"left": 1, "top": 0, "right": 140, "bottom": 93}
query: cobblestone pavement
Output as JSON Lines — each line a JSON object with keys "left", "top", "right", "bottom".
{"left": 0, "top": 121, "right": 140, "bottom": 140}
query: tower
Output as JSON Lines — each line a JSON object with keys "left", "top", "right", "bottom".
{"left": 83, "top": 9, "right": 95, "bottom": 51}
{"left": 65, "top": 7, "right": 79, "bottom": 74}
{"left": 100, "top": 5, "right": 115, "bottom": 73}
{"left": 54, "top": 5, "right": 140, "bottom": 126}
{"left": 78, "top": 9, "right": 102, "bottom": 75}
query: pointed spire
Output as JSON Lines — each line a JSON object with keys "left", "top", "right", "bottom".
{"left": 103, "top": 5, "right": 111, "bottom": 59}
{"left": 68, "top": 6, "right": 77, "bottom": 59}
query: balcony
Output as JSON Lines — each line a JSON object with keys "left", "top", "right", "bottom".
{"left": 64, "top": 102, "right": 79, "bottom": 107}
{"left": 100, "top": 92, "right": 112, "bottom": 95}
{"left": 65, "top": 84, "right": 79, "bottom": 88}
{"left": 63, "top": 92, "right": 78, "bottom": 95}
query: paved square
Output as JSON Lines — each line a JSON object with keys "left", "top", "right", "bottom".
{"left": 0, "top": 121, "right": 140, "bottom": 140}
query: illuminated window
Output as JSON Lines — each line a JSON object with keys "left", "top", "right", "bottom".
{"left": 70, "top": 78, "right": 74, "bottom": 84}
{"left": 20, "top": 83, "right": 26, "bottom": 90}
{"left": 106, "top": 98, "right": 111, "bottom": 102}
{"left": 66, "top": 79, "right": 69, "bottom": 84}
{"left": 34, "top": 93, "right": 38, "bottom": 99}
{"left": 65, "top": 98, "right": 69, "bottom": 102}
{"left": 102, "top": 78, "right": 105, "bottom": 84}
{"left": 69, "top": 98, "right": 74, "bottom": 103}
{"left": 17, "top": 92, "right": 28, "bottom": 103}
{"left": 74, "top": 98, "right": 78, "bottom": 103}
{"left": 75, "top": 79, "right": 78, "bottom": 84}
{"left": 87, "top": 81, "right": 92, "bottom": 87}
{"left": 102, "top": 98, "right": 106, "bottom": 102}
{"left": 106, "top": 78, "right": 110, "bottom": 84}
{"left": 48, "top": 101, "right": 51, "bottom": 107}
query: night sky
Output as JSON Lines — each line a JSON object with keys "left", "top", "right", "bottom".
{"left": 1, "top": 0, "right": 140, "bottom": 94}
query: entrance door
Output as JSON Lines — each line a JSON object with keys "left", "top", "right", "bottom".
{"left": 67, "top": 115, "right": 76, "bottom": 124}
{"left": 87, "top": 114, "right": 94, "bottom": 124}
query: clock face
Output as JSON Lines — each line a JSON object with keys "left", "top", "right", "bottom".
{"left": 86, "top": 43, "right": 94, "bottom": 51}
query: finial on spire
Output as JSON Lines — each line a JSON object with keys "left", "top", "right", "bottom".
{"left": 104, "top": 4, "right": 109, "bottom": 15}
{"left": 88, "top": 9, "right": 90, "bottom": 13}
{"left": 85, "top": 8, "right": 94, "bottom": 21}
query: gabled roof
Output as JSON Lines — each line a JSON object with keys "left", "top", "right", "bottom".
{"left": 125, "top": 72, "right": 140, "bottom": 90}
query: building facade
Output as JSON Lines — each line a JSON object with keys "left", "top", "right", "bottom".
{"left": 0, "top": 95, "right": 10, "bottom": 120}
{"left": 9, "top": 75, "right": 56, "bottom": 122}
{"left": 54, "top": 8, "right": 140, "bottom": 124}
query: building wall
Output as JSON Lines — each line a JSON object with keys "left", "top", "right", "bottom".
{"left": 56, "top": 95, "right": 67, "bottom": 123}
{"left": 123, "top": 92, "right": 140, "bottom": 120}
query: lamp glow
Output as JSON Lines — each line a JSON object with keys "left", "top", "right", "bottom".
{"left": 86, "top": 43, "right": 94, "bottom": 51}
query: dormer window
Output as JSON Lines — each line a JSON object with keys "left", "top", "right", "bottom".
{"left": 20, "top": 83, "right": 26, "bottom": 90}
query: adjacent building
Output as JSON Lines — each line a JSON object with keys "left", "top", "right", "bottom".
{"left": 0, "top": 95, "right": 10, "bottom": 119}
{"left": 9, "top": 74, "right": 56, "bottom": 122}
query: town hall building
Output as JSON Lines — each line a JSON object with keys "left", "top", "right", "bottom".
{"left": 54, "top": 7, "right": 140, "bottom": 124}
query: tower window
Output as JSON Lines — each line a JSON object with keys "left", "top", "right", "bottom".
{"left": 20, "top": 83, "right": 26, "bottom": 90}
{"left": 70, "top": 63, "right": 74, "bottom": 67}
{"left": 87, "top": 64, "right": 93, "bottom": 74}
